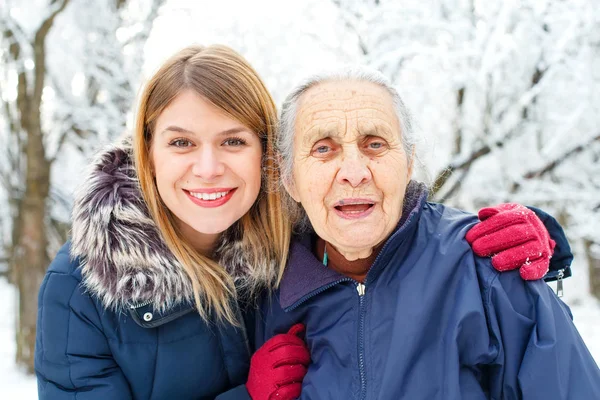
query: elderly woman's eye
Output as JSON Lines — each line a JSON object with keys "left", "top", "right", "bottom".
{"left": 169, "top": 138, "right": 193, "bottom": 148}
{"left": 316, "top": 145, "right": 330, "bottom": 153}
{"left": 365, "top": 138, "right": 388, "bottom": 152}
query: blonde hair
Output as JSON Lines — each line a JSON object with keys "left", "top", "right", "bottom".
{"left": 133, "top": 45, "right": 291, "bottom": 324}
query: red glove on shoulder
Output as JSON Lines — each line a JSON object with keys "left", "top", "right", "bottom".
{"left": 466, "top": 203, "right": 556, "bottom": 280}
{"left": 246, "top": 323, "right": 310, "bottom": 400}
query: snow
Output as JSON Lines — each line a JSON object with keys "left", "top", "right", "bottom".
{"left": 0, "top": 279, "right": 38, "bottom": 399}
{"left": 0, "top": 0, "right": 599, "bottom": 397}
{"left": 0, "top": 276, "right": 598, "bottom": 398}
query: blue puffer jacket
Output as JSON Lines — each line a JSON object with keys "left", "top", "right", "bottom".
{"left": 257, "top": 183, "right": 600, "bottom": 399}
{"left": 35, "top": 140, "right": 254, "bottom": 399}
{"left": 36, "top": 243, "right": 251, "bottom": 400}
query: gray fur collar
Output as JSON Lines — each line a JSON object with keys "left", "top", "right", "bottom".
{"left": 70, "top": 137, "right": 272, "bottom": 312}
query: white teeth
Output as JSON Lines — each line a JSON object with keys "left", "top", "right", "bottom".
{"left": 189, "top": 191, "right": 230, "bottom": 201}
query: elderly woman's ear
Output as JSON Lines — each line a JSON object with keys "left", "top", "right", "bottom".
{"left": 407, "top": 148, "right": 416, "bottom": 177}
{"left": 282, "top": 176, "right": 300, "bottom": 203}
{"left": 275, "top": 151, "right": 299, "bottom": 202}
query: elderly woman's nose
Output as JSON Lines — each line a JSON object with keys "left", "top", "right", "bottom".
{"left": 336, "top": 153, "right": 372, "bottom": 187}
{"left": 191, "top": 148, "right": 226, "bottom": 180}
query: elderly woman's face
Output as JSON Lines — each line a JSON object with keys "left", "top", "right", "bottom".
{"left": 287, "top": 80, "right": 413, "bottom": 259}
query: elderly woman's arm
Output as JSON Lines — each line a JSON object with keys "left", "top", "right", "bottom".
{"left": 480, "top": 262, "right": 600, "bottom": 398}
{"left": 467, "top": 204, "right": 573, "bottom": 282}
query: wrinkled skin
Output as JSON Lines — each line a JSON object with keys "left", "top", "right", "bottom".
{"left": 285, "top": 80, "right": 413, "bottom": 261}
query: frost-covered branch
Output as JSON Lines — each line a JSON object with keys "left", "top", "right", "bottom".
{"left": 30, "top": 0, "right": 71, "bottom": 127}
{"left": 331, "top": 0, "right": 370, "bottom": 56}
{"left": 511, "top": 133, "right": 600, "bottom": 192}
{"left": 123, "top": 0, "right": 162, "bottom": 46}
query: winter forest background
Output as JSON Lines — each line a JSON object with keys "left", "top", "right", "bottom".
{"left": 1, "top": 0, "right": 599, "bottom": 396}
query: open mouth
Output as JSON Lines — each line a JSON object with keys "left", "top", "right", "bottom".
{"left": 334, "top": 203, "right": 375, "bottom": 213}
{"left": 184, "top": 188, "right": 237, "bottom": 208}
{"left": 333, "top": 199, "right": 376, "bottom": 219}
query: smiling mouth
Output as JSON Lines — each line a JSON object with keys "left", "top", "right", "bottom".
{"left": 186, "top": 190, "right": 232, "bottom": 201}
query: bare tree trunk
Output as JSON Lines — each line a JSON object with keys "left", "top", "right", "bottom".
{"left": 13, "top": 134, "right": 50, "bottom": 372}
{"left": 584, "top": 239, "right": 600, "bottom": 301}
{"left": 9, "top": 0, "right": 70, "bottom": 373}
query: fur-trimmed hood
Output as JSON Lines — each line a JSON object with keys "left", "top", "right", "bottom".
{"left": 70, "top": 137, "right": 273, "bottom": 312}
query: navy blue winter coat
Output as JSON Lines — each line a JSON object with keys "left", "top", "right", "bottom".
{"left": 35, "top": 141, "right": 255, "bottom": 399}
{"left": 36, "top": 243, "right": 252, "bottom": 399}
{"left": 257, "top": 182, "right": 600, "bottom": 399}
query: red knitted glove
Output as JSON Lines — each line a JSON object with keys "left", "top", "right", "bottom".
{"left": 466, "top": 203, "right": 556, "bottom": 280}
{"left": 247, "top": 323, "right": 310, "bottom": 400}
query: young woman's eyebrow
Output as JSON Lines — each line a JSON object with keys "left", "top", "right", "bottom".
{"left": 159, "top": 126, "right": 250, "bottom": 137}
{"left": 217, "top": 127, "right": 252, "bottom": 136}
{"left": 160, "top": 125, "right": 194, "bottom": 136}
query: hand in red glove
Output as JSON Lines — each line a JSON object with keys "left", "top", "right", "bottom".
{"left": 247, "top": 323, "right": 310, "bottom": 400}
{"left": 466, "top": 203, "right": 556, "bottom": 280}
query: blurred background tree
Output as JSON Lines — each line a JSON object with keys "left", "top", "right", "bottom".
{"left": 0, "top": 0, "right": 162, "bottom": 373}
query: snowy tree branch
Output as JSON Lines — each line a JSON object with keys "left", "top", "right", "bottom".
{"left": 511, "top": 133, "right": 600, "bottom": 191}
{"left": 123, "top": 0, "right": 162, "bottom": 46}
{"left": 331, "top": 0, "right": 370, "bottom": 56}
{"left": 31, "top": 0, "right": 71, "bottom": 128}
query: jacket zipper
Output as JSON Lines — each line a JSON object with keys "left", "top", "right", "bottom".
{"left": 353, "top": 213, "right": 412, "bottom": 400}
{"left": 542, "top": 268, "right": 566, "bottom": 296}
{"left": 286, "top": 210, "right": 420, "bottom": 396}
{"left": 130, "top": 300, "right": 153, "bottom": 309}
{"left": 357, "top": 282, "right": 367, "bottom": 400}
{"left": 286, "top": 279, "right": 369, "bottom": 398}
{"left": 556, "top": 269, "right": 564, "bottom": 297}
{"left": 234, "top": 302, "right": 252, "bottom": 358}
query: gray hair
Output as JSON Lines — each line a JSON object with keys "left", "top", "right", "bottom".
{"left": 277, "top": 65, "right": 416, "bottom": 185}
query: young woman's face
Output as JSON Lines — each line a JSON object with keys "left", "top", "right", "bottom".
{"left": 152, "top": 89, "right": 262, "bottom": 253}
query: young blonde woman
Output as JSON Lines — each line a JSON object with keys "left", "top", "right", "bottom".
{"left": 35, "top": 45, "right": 308, "bottom": 400}
{"left": 34, "top": 45, "right": 569, "bottom": 400}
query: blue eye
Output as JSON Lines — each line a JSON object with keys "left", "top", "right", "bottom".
{"left": 315, "top": 145, "right": 330, "bottom": 153}
{"left": 169, "top": 138, "right": 193, "bottom": 148}
{"left": 223, "top": 137, "right": 247, "bottom": 146}
{"left": 365, "top": 137, "right": 388, "bottom": 152}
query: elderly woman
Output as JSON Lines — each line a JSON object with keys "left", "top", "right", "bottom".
{"left": 257, "top": 68, "right": 600, "bottom": 399}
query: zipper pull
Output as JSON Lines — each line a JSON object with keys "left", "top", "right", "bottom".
{"left": 356, "top": 283, "right": 366, "bottom": 296}
{"left": 556, "top": 269, "right": 564, "bottom": 298}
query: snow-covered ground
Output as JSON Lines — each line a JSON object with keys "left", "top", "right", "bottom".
{"left": 0, "top": 279, "right": 38, "bottom": 399}
{"left": 1, "top": 277, "right": 599, "bottom": 399}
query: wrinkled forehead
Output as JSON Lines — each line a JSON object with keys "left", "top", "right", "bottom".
{"left": 294, "top": 80, "right": 400, "bottom": 141}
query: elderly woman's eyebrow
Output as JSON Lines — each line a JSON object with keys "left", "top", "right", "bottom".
{"left": 301, "top": 127, "right": 341, "bottom": 146}
{"left": 356, "top": 124, "right": 396, "bottom": 140}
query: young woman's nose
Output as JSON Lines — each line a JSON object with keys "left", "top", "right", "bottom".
{"left": 191, "top": 147, "right": 226, "bottom": 180}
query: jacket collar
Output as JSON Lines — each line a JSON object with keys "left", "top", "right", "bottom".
{"left": 70, "top": 136, "right": 269, "bottom": 313}
{"left": 279, "top": 181, "right": 429, "bottom": 311}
